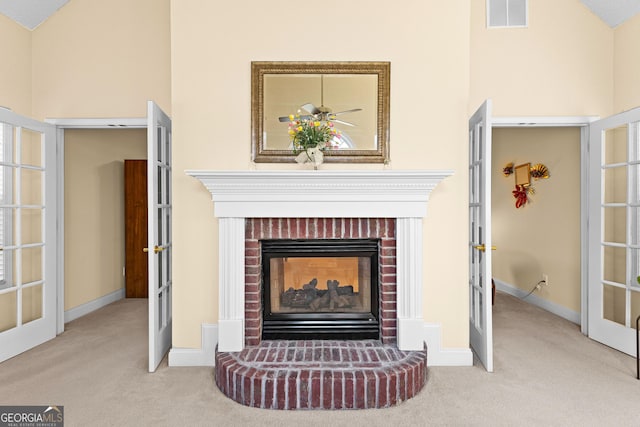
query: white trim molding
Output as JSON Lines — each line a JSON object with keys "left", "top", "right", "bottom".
{"left": 494, "top": 279, "right": 580, "bottom": 325}
{"left": 64, "top": 288, "right": 125, "bottom": 323}
{"left": 424, "top": 323, "right": 473, "bottom": 366}
{"left": 187, "top": 170, "right": 454, "bottom": 352}
{"left": 168, "top": 324, "right": 218, "bottom": 367}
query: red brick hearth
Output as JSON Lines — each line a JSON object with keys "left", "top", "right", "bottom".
{"left": 215, "top": 340, "right": 427, "bottom": 410}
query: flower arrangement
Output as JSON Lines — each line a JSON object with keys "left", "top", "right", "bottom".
{"left": 287, "top": 114, "right": 341, "bottom": 167}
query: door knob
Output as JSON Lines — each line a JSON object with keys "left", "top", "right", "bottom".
{"left": 143, "top": 245, "right": 164, "bottom": 254}
{"left": 474, "top": 244, "right": 497, "bottom": 252}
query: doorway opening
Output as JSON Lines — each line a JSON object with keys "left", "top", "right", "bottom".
{"left": 491, "top": 126, "right": 583, "bottom": 325}
{"left": 60, "top": 127, "right": 147, "bottom": 323}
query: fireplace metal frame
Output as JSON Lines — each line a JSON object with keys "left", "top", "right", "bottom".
{"left": 261, "top": 239, "right": 380, "bottom": 340}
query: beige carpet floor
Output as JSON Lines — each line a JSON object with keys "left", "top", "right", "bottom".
{"left": 0, "top": 292, "right": 638, "bottom": 426}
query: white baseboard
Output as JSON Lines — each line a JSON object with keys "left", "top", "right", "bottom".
{"left": 493, "top": 278, "right": 581, "bottom": 325}
{"left": 167, "top": 322, "right": 473, "bottom": 367}
{"left": 168, "top": 324, "right": 218, "bottom": 367}
{"left": 64, "top": 288, "right": 125, "bottom": 323}
{"left": 424, "top": 323, "right": 474, "bottom": 366}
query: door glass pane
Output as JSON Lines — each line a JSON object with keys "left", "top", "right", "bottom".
{"left": 164, "top": 168, "right": 171, "bottom": 204}
{"left": 603, "top": 125, "right": 628, "bottom": 165}
{"left": 157, "top": 250, "right": 163, "bottom": 288}
{"left": 165, "top": 135, "right": 172, "bottom": 165}
{"left": 478, "top": 125, "right": 484, "bottom": 161}
{"left": 157, "top": 209, "right": 163, "bottom": 244}
{"left": 156, "top": 165, "right": 162, "bottom": 204}
{"left": 0, "top": 208, "right": 15, "bottom": 288}
{"left": 469, "top": 285, "right": 474, "bottom": 317}
{"left": 0, "top": 124, "right": 10, "bottom": 163}
{"left": 0, "top": 290, "right": 17, "bottom": 332}
{"left": 479, "top": 292, "right": 484, "bottom": 328}
{"left": 631, "top": 207, "right": 640, "bottom": 245}
{"left": 167, "top": 247, "right": 172, "bottom": 284}
{"left": 603, "top": 246, "right": 626, "bottom": 284}
{"left": 22, "top": 208, "right": 42, "bottom": 245}
{"left": 603, "top": 283, "right": 626, "bottom": 325}
{"left": 22, "top": 284, "right": 42, "bottom": 325}
{"left": 0, "top": 248, "right": 15, "bottom": 289}
{"left": 630, "top": 248, "right": 640, "bottom": 288}
{"left": 20, "top": 129, "right": 43, "bottom": 168}
{"left": 10, "top": 168, "right": 18, "bottom": 204}
{"left": 166, "top": 286, "right": 172, "bottom": 326}
{"left": 603, "top": 166, "right": 626, "bottom": 204}
{"left": 603, "top": 207, "right": 626, "bottom": 244}
{"left": 21, "top": 169, "right": 43, "bottom": 206}
{"left": 630, "top": 164, "right": 640, "bottom": 204}
{"left": 469, "top": 130, "right": 475, "bottom": 163}
{"left": 156, "top": 127, "right": 163, "bottom": 164}
{"left": 631, "top": 290, "right": 640, "bottom": 326}
{"left": 22, "top": 246, "right": 42, "bottom": 284}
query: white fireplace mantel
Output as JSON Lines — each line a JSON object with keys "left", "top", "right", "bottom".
{"left": 187, "top": 170, "right": 454, "bottom": 352}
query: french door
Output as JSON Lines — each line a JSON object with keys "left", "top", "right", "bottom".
{"left": 588, "top": 107, "right": 640, "bottom": 356}
{"left": 0, "top": 108, "right": 57, "bottom": 362}
{"left": 468, "top": 100, "right": 494, "bottom": 372}
{"left": 147, "top": 101, "right": 173, "bottom": 372}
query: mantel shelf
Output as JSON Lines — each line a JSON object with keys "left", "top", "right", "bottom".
{"left": 186, "top": 170, "right": 454, "bottom": 218}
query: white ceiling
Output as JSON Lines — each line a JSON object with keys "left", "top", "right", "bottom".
{"left": 0, "top": 0, "right": 69, "bottom": 30}
{"left": 580, "top": 0, "right": 640, "bottom": 27}
{"left": 0, "top": 0, "right": 638, "bottom": 30}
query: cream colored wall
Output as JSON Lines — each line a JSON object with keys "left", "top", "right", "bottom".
{"left": 64, "top": 129, "right": 146, "bottom": 310}
{"left": 470, "top": 0, "right": 614, "bottom": 117}
{"left": 492, "top": 127, "right": 581, "bottom": 313}
{"left": 171, "top": 0, "right": 471, "bottom": 348}
{"left": 614, "top": 13, "right": 640, "bottom": 112}
{"left": 30, "top": 0, "right": 171, "bottom": 120}
{"left": 0, "top": 15, "right": 32, "bottom": 116}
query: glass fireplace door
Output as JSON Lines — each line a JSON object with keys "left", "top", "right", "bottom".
{"left": 262, "top": 239, "right": 379, "bottom": 340}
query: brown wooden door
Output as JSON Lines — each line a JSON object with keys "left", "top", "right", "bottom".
{"left": 124, "top": 159, "right": 148, "bottom": 298}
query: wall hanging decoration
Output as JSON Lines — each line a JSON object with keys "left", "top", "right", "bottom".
{"left": 251, "top": 61, "right": 390, "bottom": 164}
{"left": 530, "top": 163, "right": 550, "bottom": 180}
{"left": 503, "top": 161, "right": 550, "bottom": 208}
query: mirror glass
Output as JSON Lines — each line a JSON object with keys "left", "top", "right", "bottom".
{"left": 252, "top": 62, "right": 390, "bottom": 163}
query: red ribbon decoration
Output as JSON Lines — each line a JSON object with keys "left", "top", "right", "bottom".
{"left": 512, "top": 184, "right": 528, "bottom": 208}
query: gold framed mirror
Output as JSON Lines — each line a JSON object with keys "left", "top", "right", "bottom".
{"left": 251, "top": 61, "right": 390, "bottom": 163}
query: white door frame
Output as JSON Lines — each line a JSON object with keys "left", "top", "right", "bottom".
{"left": 491, "top": 116, "right": 597, "bottom": 335}
{"left": 46, "top": 117, "right": 146, "bottom": 334}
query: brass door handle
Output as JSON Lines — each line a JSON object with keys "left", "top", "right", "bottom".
{"left": 143, "top": 245, "right": 164, "bottom": 254}
{"left": 474, "top": 244, "right": 497, "bottom": 252}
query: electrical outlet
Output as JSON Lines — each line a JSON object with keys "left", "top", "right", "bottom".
{"left": 542, "top": 273, "right": 549, "bottom": 287}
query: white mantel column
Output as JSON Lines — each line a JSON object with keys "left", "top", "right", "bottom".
{"left": 396, "top": 217, "right": 425, "bottom": 351}
{"left": 217, "top": 217, "right": 245, "bottom": 352}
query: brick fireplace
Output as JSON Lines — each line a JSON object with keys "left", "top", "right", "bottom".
{"left": 245, "top": 217, "right": 397, "bottom": 345}
{"left": 187, "top": 170, "right": 452, "bottom": 409}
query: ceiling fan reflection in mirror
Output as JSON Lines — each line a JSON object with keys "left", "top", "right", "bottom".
{"left": 278, "top": 74, "right": 362, "bottom": 126}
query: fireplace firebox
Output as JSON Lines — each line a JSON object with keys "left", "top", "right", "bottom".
{"left": 261, "top": 239, "right": 379, "bottom": 340}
